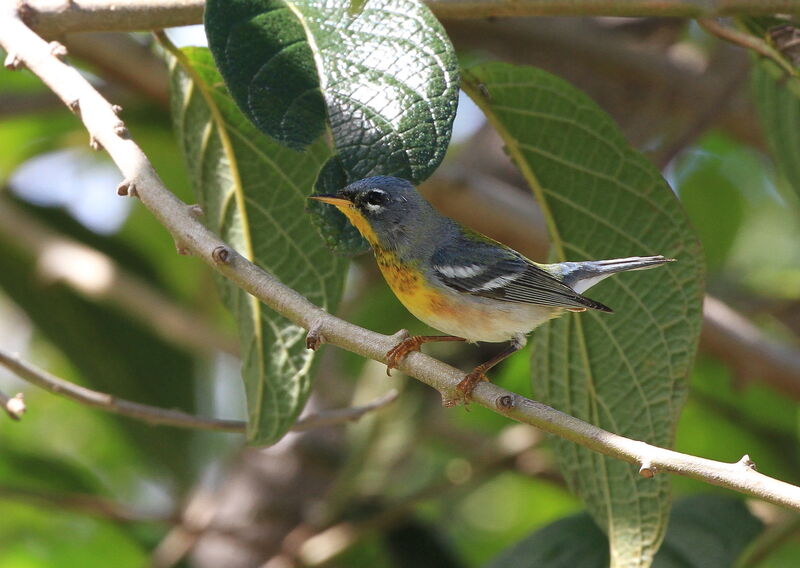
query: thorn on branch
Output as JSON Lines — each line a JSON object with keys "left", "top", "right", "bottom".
{"left": 4, "top": 52, "right": 24, "bottom": 70}
{"left": 116, "top": 180, "right": 137, "bottom": 197}
{"left": 89, "top": 135, "right": 103, "bottom": 152}
{"left": 211, "top": 246, "right": 231, "bottom": 264}
{"left": 48, "top": 41, "right": 67, "bottom": 60}
{"left": 306, "top": 321, "right": 326, "bottom": 351}
{"left": 2, "top": 393, "right": 26, "bottom": 421}
{"left": 111, "top": 104, "right": 123, "bottom": 115}
{"left": 639, "top": 461, "right": 657, "bottom": 478}
{"left": 68, "top": 99, "right": 80, "bottom": 114}
{"left": 738, "top": 454, "right": 757, "bottom": 471}
{"left": 187, "top": 204, "right": 204, "bottom": 218}
{"left": 113, "top": 121, "right": 129, "bottom": 138}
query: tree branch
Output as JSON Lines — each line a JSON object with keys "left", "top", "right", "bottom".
{"left": 0, "top": 349, "right": 398, "bottom": 433}
{"left": 702, "top": 297, "right": 800, "bottom": 399}
{"left": 19, "top": 0, "right": 800, "bottom": 37}
{"left": 3, "top": 6, "right": 800, "bottom": 514}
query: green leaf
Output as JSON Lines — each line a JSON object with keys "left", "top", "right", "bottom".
{"left": 169, "top": 46, "right": 348, "bottom": 445}
{"left": 676, "top": 135, "right": 745, "bottom": 272}
{"left": 752, "top": 61, "right": 800, "bottom": 199}
{"left": 205, "top": 0, "right": 460, "bottom": 255}
{"left": 487, "top": 496, "right": 762, "bottom": 568}
{"left": 654, "top": 495, "right": 763, "bottom": 568}
{"left": 486, "top": 510, "right": 608, "bottom": 568}
{"left": 205, "top": 0, "right": 458, "bottom": 181}
{"left": 462, "top": 63, "right": 704, "bottom": 567}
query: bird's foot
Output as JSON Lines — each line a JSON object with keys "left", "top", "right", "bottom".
{"left": 455, "top": 370, "right": 490, "bottom": 404}
{"left": 385, "top": 335, "right": 424, "bottom": 376}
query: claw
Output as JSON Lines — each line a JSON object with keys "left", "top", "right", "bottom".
{"left": 455, "top": 371, "right": 489, "bottom": 405}
{"left": 385, "top": 336, "right": 423, "bottom": 376}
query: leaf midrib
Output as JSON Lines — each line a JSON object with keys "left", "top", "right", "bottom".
{"left": 168, "top": 43, "right": 266, "bottom": 431}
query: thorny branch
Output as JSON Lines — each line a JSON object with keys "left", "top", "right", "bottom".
{"left": 3, "top": 4, "right": 800, "bottom": 513}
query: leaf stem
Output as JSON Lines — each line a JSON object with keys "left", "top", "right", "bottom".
{"left": 698, "top": 18, "right": 799, "bottom": 79}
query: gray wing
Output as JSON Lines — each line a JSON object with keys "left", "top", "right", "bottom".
{"left": 430, "top": 240, "right": 612, "bottom": 312}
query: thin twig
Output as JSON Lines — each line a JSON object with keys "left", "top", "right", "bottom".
{"left": 20, "top": 0, "right": 800, "bottom": 37}
{"left": 4, "top": 4, "right": 800, "bottom": 513}
{"left": 0, "top": 349, "right": 398, "bottom": 433}
{"left": 293, "top": 390, "right": 400, "bottom": 431}
{"left": 699, "top": 18, "right": 799, "bottom": 78}
{"left": 0, "top": 349, "right": 245, "bottom": 432}
{"left": 0, "top": 483, "right": 173, "bottom": 523}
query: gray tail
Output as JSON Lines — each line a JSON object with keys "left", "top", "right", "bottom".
{"left": 562, "top": 255, "right": 674, "bottom": 298}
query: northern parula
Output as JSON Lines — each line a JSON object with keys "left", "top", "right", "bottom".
{"left": 310, "top": 176, "right": 671, "bottom": 402}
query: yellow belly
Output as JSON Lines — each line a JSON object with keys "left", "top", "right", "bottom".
{"left": 375, "top": 250, "right": 560, "bottom": 342}
{"left": 376, "top": 252, "right": 448, "bottom": 323}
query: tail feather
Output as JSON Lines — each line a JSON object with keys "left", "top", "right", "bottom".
{"left": 562, "top": 255, "right": 673, "bottom": 295}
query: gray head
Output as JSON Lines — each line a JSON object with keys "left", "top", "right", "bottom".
{"left": 310, "top": 176, "right": 440, "bottom": 253}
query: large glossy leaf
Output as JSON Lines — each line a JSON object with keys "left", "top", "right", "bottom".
{"left": 462, "top": 63, "right": 704, "bottom": 567}
{"left": 487, "top": 495, "right": 762, "bottom": 568}
{"left": 169, "top": 47, "right": 347, "bottom": 445}
{"left": 205, "top": 0, "right": 459, "bottom": 254}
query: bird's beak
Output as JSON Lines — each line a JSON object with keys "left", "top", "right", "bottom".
{"left": 308, "top": 194, "right": 351, "bottom": 207}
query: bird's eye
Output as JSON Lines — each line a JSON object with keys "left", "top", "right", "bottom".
{"left": 364, "top": 189, "right": 388, "bottom": 207}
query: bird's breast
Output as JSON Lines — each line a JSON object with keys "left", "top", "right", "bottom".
{"left": 375, "top": 250, "right": 561, "bottom": 342}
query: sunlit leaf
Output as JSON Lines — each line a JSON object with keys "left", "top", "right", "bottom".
{"left": 169, "top": 46, "right": 347, "bottom": 445}
{"left": 205, "top": 0, "right": 459, "bottom": 254}
{"left": 463, "top": 63, "right": 704, "bottom": 567}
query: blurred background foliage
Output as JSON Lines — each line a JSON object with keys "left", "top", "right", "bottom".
{"left": 1, "top": 12, "right": 799, "bottom": 568}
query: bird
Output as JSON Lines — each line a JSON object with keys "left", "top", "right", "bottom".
{"left": 309, "top": 176, "right": 672, "bottom": 403}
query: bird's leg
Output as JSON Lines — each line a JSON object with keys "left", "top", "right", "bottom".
{"left": 385, "top": 335, "right": 466, "bottom": 375}
{"left": 456, "top": 335, "right": 527, "bottom": 403}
